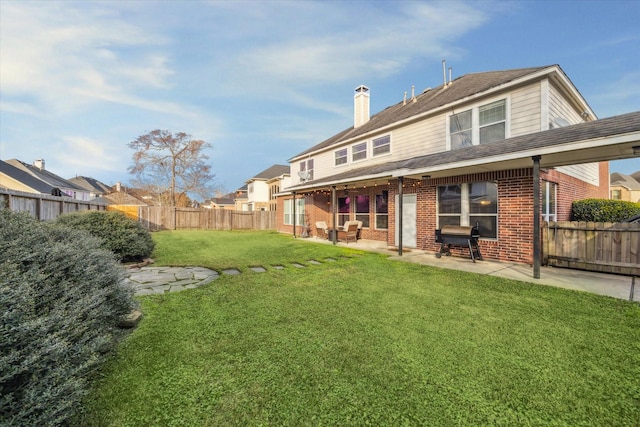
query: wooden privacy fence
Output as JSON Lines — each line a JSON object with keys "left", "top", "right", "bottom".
{"left": 543, "top": 221, "right": 640, "bottom": 277}
{"left": 137, "top": 206, "right": 277, "bottom": 231}
{"left": 0, "top": 188, "right": 106, "bottom": 221}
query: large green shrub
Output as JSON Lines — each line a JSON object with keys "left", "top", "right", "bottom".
{"left": 0, "top": 210, "right": 136, "bottom": 426}
{"left": 571, "top": 198, "right": 640, "bottom": 222}
{"left": 55, "top": 210, "right": 155, "bottom": 262}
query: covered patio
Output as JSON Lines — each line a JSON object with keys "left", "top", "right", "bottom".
{"left": 286, "top": 111, "right": 640, "bottom": 279}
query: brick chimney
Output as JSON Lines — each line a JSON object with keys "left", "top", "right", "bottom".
{"left": 354, "top": 85, "right": 370, "bottom": 128}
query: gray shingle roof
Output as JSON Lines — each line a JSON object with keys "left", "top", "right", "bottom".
{"left": 0, "top": 159, "right": 61, "bottom": 194}
{"left": 6, "top": 159, "right": 87, "bottom": 191}
{"left": 68, "top": 176, "right": 112, "bottom": 193}
{"left": 250, "top": 164, "right": 290, "bottom": 180}
{"left": 611, "top": 172, "right": 640, "bottom": 190}
{"left": 288, "top": 111, "right": 640, "bottom": 189}
{"left": 292, "top": 66, "right": 553, "bottom": 159}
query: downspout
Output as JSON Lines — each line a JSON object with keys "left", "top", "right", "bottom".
{"left": 292, "top": 191, "right": 297, "bottom": 238}
{"left": 532, "top": 156, "right": 541, "bottom": 279}
{"left": 398, "top": 176, "right": 403, "bottom": 256}
{"left": 332, "top": 186, "right": 337, "bottom": 245}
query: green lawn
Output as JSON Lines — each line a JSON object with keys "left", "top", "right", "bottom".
{"left": 81, "top": 230, "right": 640, "bottom": 426}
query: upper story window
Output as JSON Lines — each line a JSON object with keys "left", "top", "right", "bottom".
{"left": 335, "top": 148, "right": 347, "bottom": 166}
{"left": 479, "top": 100, "right": 506, "bottom": 144}
{"left": 450, "top": 110, "right": 472, "bottom": 150}
{"left": 300, "top": 159, "right": 314, "bottom": 180}
{"left": 248, "top": 182, "right": 254, "bottom": 193}
{"left": 372, "top": 135, "right": 391, "bottom": 156}
{"left": 449, "top": 99, "right": 507, "bottom": 150}
{"left": 352, "top": 142, "right": 367, "bottom": 162}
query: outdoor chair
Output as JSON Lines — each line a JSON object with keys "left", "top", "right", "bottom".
{"left": 355, "top": 221, "right": 363, "bottom": 240}
{"left": 337, "top": 222, "right": 358, "bottom": 244}
{"left": 315, "top": 221, "right": 328, "bottom": 239}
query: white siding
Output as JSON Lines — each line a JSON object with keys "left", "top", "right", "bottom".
{"left": 548, "top": 81, "right": 584, "bottom": 127}
{"left": 547, "top": 82, "right": 599, "bottom": 185}
{"left": 248, "top": 180, "right": 269, "bottom": 203}
{"left": 510, "top": 82, "right": 541, "bottom": 136}
{"left": 557, "top": 163, "right": 600, "bottom": 186}
{"left": 391, "top": 113, "right": 447, "bottom": 159}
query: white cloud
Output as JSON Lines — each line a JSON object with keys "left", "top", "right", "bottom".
{"left": 214, "top": 1, "right": 488, "bottom": 102}
{"left": 0, "top": 1, "right": 173, "bottom": 115}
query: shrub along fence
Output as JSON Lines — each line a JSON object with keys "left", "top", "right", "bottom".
{"left": 132, "top": 206, "right": 277, "bottom": 231}
{"left": 543, "top": 221, "right": 640, "bottom": 277}
{"left": 0, "top": 188, "right": 106, "bottom": 221}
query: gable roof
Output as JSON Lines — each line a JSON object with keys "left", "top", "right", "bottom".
{"left": 6, "top": 159, "right": 87, "bottom": 192}
{"left": 610, "top": 172, "right": 640, "bottom": 190}
{"left": 68, "top": 176, "right": 112, "bottom": 194}
{"left": 291, "top": 65, "right": 575, "bottom": 160}
{"left": 248, "top": 164, "right": 290, "bottom": 181}
{"left": 0, "top": 159, "right": 63, "bottom": 195}
{"left": 287, "top": 110, "right": 640, "bottom": 190}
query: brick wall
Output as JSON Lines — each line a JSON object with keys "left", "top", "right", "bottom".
{"left": 276, "top": 165, "right": 606, "bottom": 264}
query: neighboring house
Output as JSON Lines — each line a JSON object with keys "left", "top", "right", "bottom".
{"left": 280, "top": 64, "right": 640, "bottom": 266}
{"left": 0, "top": 159, "right": 67, "bottom": 196}
{"left": 245, "top": 165, "right": 290, "bottom": 211}
{"left": 203, "top": 193, "right": 236, "bottom": 210}
{"left": 68, "top": 176, "right": 112, "bottom": 199}
{"left": 5, "top": 159, "right": 91, "bottom": 201}
{"left": 610, "top": 172, "right": 640, "bottom": 202}
{"left": 234, "top": 185, "right": 249, "bottom": 211}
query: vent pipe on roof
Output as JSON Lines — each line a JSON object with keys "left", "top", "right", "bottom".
{"left": 442, "top": 59, "right": 447, "bottom": 86}
{"left": 403, "top": 91, "right": 407, "bottom": 105}
{"left": 411, "top": 85, "right": 416, "bottom": 103}
{"left": 354, "top": 85, "right": 370, "bottom": 128}
{"left": 449, "top": 67, "right": 452, "bottom": 85}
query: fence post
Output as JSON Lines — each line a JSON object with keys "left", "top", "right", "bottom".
{"left": 631, "top": 277, "right": 636, "bottom": 302}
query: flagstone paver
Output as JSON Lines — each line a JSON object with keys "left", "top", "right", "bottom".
{"left": 125, "top": 266, "right": 219, "bottom": 296}
{"left": 126, "top": 258, "right": 339, "bottom": 296}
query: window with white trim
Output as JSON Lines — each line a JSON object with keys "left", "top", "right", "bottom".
{"left": 372, "top": 135, "right": 390, "bottom": 156}
{"left": 352, "top": 142, "right": 367, "bottom": 162}
{"left": 449, "top": 99, "right": 507, "bottom": 150}
{"left": 438, "top": 182, "right": 498, "bottom": 238}
{"left": 338, "top": 196, "right": 350, "bottom": 226}
{"left": 542, "top": 181, "right": 557, "bottom": 222}
{"left": 375, "top": 191, "right": 388, "bottom": 229}
{"left": 450, "top": 110, "right": 472, "bottom": 150}
{"left": 284, "top": 198, "right": 305, "bottom": 226}
{"left": 335, "top": 148, "right": 347, "bottom": 166}
{"left": 479, "top": 100, "right": 506, "bottom": 144}
{"left": 355, "top": 195, "right": 370, "bottom": 228}
{"left": 299, "top": 159, "right": 314, "bottom": 180}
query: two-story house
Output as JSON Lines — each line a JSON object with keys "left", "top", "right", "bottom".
{"left": 279, "top": 65, "right": 640, "bottom": 267}
{"left": 610, "top": 172, "right": 640, "bottom": 202}
{"left": 246, "top": 164, "right": 290, "bottom": 211}
{"left": 5, "top": 159, "right": 91, "bottom": 201}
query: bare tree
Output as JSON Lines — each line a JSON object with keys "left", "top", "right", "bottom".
{"left": 128, "top": 130, "right": 215, "bottom": 206}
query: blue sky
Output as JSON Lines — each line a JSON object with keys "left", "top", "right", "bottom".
{"left": 1, "top": 0, "right": 639, "bottom": 195}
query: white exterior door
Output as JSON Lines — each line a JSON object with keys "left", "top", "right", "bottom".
{"left": 395, "top": 194, "right": 417, "bottom": 248}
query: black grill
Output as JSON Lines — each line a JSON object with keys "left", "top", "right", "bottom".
{"left": 435, "top": 225, "right": 482, "bottom": 262}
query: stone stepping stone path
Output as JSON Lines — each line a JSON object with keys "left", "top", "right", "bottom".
{"left": 125, "top": 266, "right": 220, "bottom": 296}
{"left": 125, "top": 258, "right": 353, "bottom": 296}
